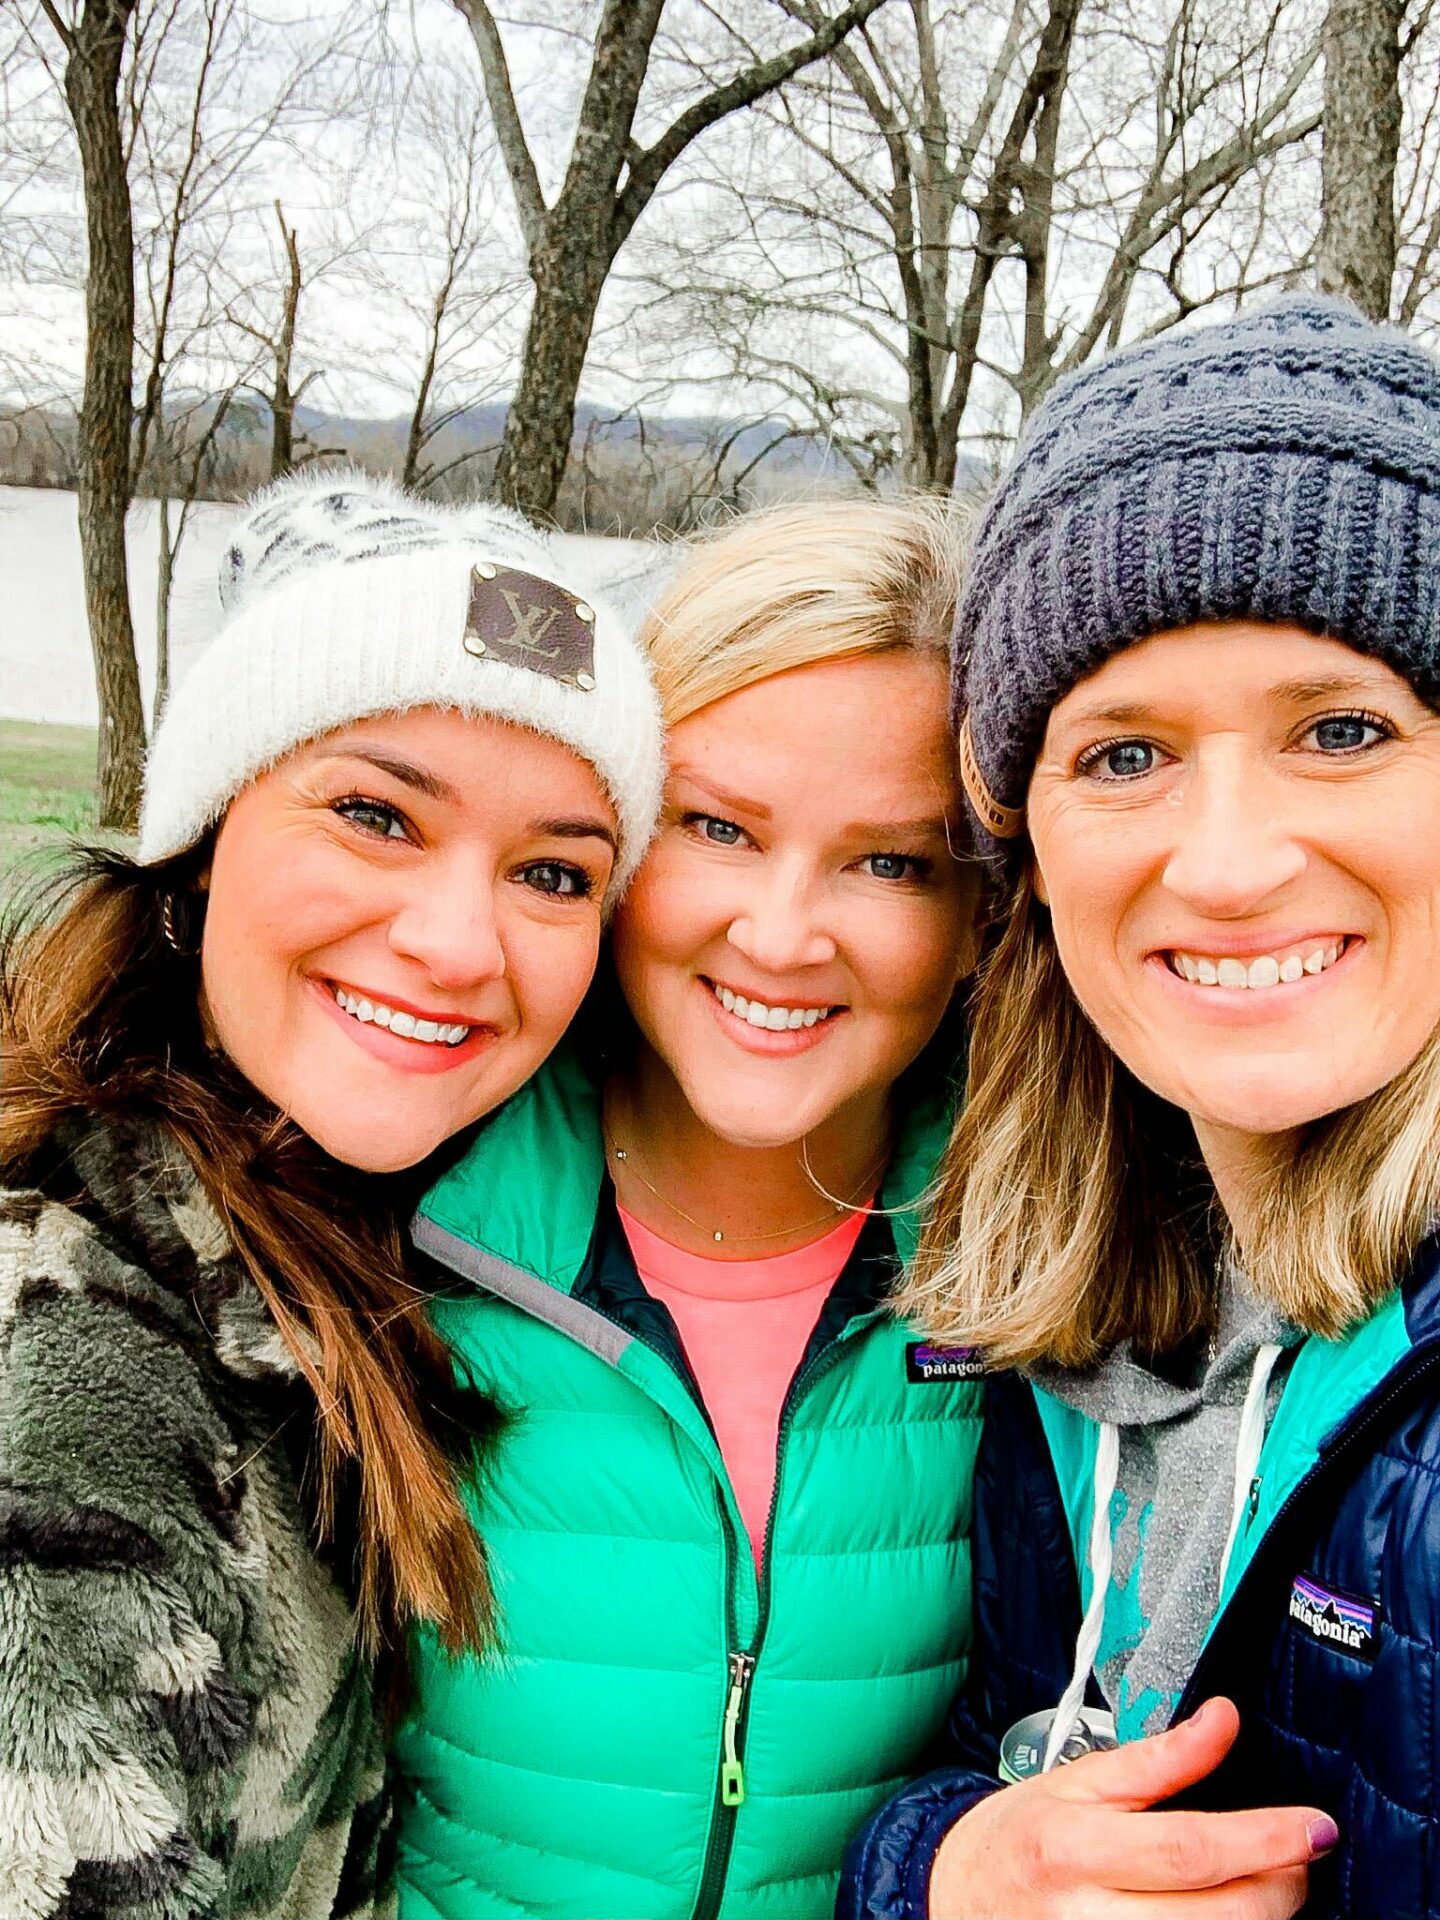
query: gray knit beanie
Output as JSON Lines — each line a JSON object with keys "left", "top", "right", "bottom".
{"left": 955, "top": 295, "right": 1440, "bottom": 859}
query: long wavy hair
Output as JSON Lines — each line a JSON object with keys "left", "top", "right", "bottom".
{"left": 902, "top": 870, "right": 1438, "bottom": 1368}
{"left": 1, "top": 845, "right": 498, "bottom": 1659}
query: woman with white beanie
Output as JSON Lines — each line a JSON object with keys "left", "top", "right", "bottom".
{"left": 0, "top": 472, "right": 662, "bottom": 1920}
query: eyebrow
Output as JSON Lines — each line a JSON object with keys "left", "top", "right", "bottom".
{"left": 668, "top": 771, "right": 773, "bottom": 822}
{"left": 844, "top": 815, "right": 953, "bottom": 843}
{"left": 1269, "top": 675, "right": 1391, "bottom": 702}
{"left": 321, "top": 748, "right": 456, "bottom": 801}
{"left": 1058, "top": 674, "right": 1391, "bottom": 732}
{"left": 533, "top": 817, "right": 619, "bottom": 851}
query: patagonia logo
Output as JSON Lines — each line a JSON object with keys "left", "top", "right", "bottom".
{"left": 463, "top": 564, "right": 597, "bottom": 689}
{"left": 1288, "top": 1574, "right": 1379, "bottom": 1662}
{"left": 906, "top": 1341, "right": 985, "bottom": 1384}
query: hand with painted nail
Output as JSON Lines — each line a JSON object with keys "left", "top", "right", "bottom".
{"left": 928, "top": 1699, "right": 1336, "bottom": 1918}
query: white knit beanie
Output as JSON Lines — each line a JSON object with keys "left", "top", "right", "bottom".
{"left": 138, "top": 472, "right": 664, "bottom": 895}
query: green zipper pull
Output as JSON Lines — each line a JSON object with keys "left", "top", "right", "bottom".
{"left": 720, "top": 1652, "right": 755, "bottom": 1807}
{"left": 1248, "top": 1475, "right": 1262, "bottom": 1519}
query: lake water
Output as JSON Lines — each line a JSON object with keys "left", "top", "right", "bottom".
{"left": 0, "top": 484, "right": 666, "bottom": 729}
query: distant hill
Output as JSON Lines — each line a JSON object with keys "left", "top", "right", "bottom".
{"left": 0, "top": 393, "right": 990, "bottom": 535}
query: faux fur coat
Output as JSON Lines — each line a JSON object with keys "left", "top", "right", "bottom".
{"left": 0, "top": 1116, "right": 392, "bottom": 1919}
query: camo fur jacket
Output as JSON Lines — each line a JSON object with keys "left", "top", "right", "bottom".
{"left": 0, "top": 1115, "right": 393, "bottom": 1920}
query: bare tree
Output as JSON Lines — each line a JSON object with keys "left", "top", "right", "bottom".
{"left": 1318, "top": 0, "right": 1410, "bottom": 317}
{"left": 227, "top": 202, "right": 350, "bottom": 482}
{"left": 35, "top": 0, "right": 147, "bottom": 827}
{"left": 358, "top": 67, "right": 520, "bottom": 494}
{"left": 639, "top": 0, "right": 1325, "bottom": 490}
{"left": 454, "top": 0, "right": 891, "bottom": 520}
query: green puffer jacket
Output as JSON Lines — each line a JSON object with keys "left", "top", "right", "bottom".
{"left": 391, "top": 1050, "right": 982, "bottom": 1920}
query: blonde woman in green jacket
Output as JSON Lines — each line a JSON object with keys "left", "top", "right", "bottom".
{"left": 393, "top": 500, "right": 987, "bottom": 1920}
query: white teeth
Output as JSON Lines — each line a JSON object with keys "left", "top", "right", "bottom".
{"left": 1169, "top": 941, "right": 1346, "bottom": 991}
{"left": 333, "top": 988, "right": 470, "bottom": 1046}
{"left": 711, "top": 982, "right": 834, "bottom": 1030}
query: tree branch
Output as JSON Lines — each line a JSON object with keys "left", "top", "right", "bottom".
{"left": 453, "top": 0, "right": 545, "bottom": 252}
{"left": 612, "top": 0, "right": 890, "bottom": 252}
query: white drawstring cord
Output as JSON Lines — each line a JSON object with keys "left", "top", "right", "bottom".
{"left": 1218, "top": 1341, "right": 1283, "bottom": 1594}
{"left": 1042, "top": 1422, "right": 1119, "bottom": 1772}
{"left": 1042, "top": 1340, "right": 1283, "bottom": 1773}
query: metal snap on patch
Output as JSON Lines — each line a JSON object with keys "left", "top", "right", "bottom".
{"left": 463, "top": 565, "right": 597, "bottom": 690}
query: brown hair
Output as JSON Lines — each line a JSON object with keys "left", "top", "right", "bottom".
{"left": 903, "top": 871, "right": 1432, "bottom": 1368}
{"left": 0, "top": 847, "right": 496, "bottom": 1659}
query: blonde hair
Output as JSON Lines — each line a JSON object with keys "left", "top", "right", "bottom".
{"left": 902, "top": 872, "right": 1440, "bottom": 1368}
{"left": 640, "top": 497, "right": 968, "bottom": 723}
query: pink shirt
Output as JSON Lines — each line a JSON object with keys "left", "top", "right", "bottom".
{"left": 618, "top": 1202, "right": 871, "bottom": 1569}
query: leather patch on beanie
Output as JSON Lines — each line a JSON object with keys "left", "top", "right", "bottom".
{"left": 463, "top": 565, "right": 597, "bottom": 690}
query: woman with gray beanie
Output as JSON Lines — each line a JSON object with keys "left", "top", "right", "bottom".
{"left": 840, "top": 296, "right": 1440, "bottom": 1919}
{"left": 0, "top": 473, "right": 661, "bottom": 1919}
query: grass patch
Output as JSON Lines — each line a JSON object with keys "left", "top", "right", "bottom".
{"left": 0, "top": 719, "right": 113, "bottom": 890}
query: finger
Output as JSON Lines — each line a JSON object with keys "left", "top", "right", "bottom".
{"left": 1049, "top": 1697, "right": 1242, "bottom": 1810}
{"left": 1085, "top": 1865, "right": 1309, "bottom": 1919}
{"left": 1058, "top": 1805, "right": 1337, "bottom": 1891}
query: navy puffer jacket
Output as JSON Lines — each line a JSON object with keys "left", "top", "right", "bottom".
{"left": 839, "top": 1233, "right": 1440, "bottom": 1920}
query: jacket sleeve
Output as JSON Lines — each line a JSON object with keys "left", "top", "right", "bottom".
{"left": 0, "top": 1191, "right": 256, "bottom": 1918}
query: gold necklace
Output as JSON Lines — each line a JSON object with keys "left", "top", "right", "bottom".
{"left": 603, "top": 1124, "right": 886, "bottom": 1249}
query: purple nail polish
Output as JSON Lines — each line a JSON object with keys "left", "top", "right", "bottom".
{"left": 1308, "top": 1816, "right": 1340, "bottom": 1857}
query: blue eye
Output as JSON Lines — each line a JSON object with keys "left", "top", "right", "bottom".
{"left": 1078, "top": 739, "right": 1157, "bottom": 782}
{"left": 520, "top": 862, "right": 592, "bottom": 899}
{"left": 1309, "top": 714, "right": 1389, "bottom": 753}
{"left": 863, "top": 852, "right": 926, "bottom": 882}
{"left": 334, "top": 796, "right": 410, "bottom": 840}
{"left": 690, "top": 814, "right": 745, "bottom": 846}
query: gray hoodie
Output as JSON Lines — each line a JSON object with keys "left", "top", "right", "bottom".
{"left": 1034, "top": 1266, "right": 1302, "bottom": 1739}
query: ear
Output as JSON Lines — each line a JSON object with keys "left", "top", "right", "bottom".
{"left": 1031, "top": 854, "right": 1049, "bottom": 908}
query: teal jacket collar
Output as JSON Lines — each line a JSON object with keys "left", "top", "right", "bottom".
{"left": 415, "top": 1045, "right": 950, "bottom": 1295}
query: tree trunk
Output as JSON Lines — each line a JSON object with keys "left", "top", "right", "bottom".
{"left": 154, "top": 489, "right": 172, "bottom": 725}
{"left": 64, "top": 0, "right": 145, "bottom": 829}
{"left": 270, "top": 203, "right": 302, "bottom": 479}
{"left": 1318, "top": 0, "right": 1407, "bottom": 320}
{"left": 494, "top": 243, "right": 608, "bottom": 520}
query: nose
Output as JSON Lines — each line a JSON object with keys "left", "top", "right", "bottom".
{"left": 725, "top": 857, "right": 837, "bottom": 974}
{"left": 386, "top": 858, "right": 507, "bottom": 991}
{"left": 1160, "top": 747, "right": 1307, "bottom": 916}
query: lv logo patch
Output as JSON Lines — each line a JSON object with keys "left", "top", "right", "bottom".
{"left": 464, "top": 565, "right": 597, "bottom": 689}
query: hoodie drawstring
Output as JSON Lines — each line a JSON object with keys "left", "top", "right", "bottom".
{"left": 1040, "top": 1340, "right": 1284, "bottom": 1773}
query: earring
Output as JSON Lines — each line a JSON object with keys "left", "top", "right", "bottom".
{"left": 160, "top": 890, "right": 204, "bottom": 955}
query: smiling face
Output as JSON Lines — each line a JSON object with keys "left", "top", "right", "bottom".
{"left": 610, "top": 649, "right": 978, "bottom": 1153}
{"left": 200, "top": 707, "right": 616, "bottom": 1172}
{"left": 1027, "top": 621, "right": 1440, "bottom": 1157}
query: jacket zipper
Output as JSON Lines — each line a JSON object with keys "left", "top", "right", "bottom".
{"left": 1171, "top": 1342, "right": 1440, "bottom": 1728}
{"left": 688, "top": 1332, "right": 859, "bottom": 1920}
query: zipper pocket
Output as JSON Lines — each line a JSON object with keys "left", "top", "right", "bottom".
{"left": 720, "top": 1652, "right": 755, "bottom": 1806}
